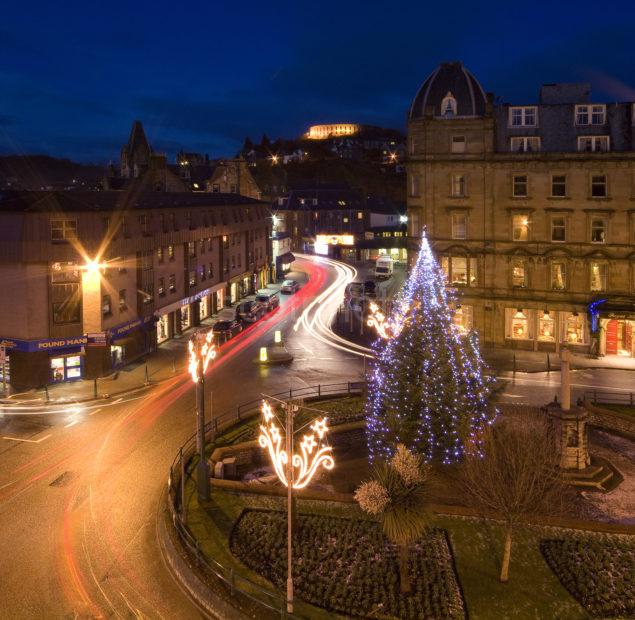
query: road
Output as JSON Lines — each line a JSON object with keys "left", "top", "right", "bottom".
{"left": 0, "top": 255, "right": 360, "bottom": 619}
{"left": 0, "top": 254, "right": 632, "bottom": 618}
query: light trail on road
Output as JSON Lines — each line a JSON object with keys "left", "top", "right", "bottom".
{"left": 293, "top": 253, "right": 374, "bottom": 358}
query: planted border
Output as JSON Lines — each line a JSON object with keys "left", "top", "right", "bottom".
{"left": 541, "top": 536, "right": 635, "bottom": 618}
{"left": 230, "top": 508, "right": 466, "bottom": 619}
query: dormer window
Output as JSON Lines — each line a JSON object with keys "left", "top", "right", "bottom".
{"left": 441, "top": 92, "right": 457, "bottom": 117}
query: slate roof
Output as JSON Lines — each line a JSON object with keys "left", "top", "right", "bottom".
{"left": 0, "top": 190, "right": 267, "bottom": 213}
{"left": 409, "top": 61, "right": 487, "bottom": 119}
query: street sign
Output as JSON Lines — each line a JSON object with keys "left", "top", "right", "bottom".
{"left": 86, "top": 332, "right": 107, "bottom": 347}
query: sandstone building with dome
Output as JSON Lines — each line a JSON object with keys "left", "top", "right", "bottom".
{"left": 407, "top": 61, "right": 635, "bottom": 357}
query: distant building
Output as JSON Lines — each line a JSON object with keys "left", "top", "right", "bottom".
{"left": 306, "top": 124, "right": 363, "bottom": 140}
{"left": 274, "top": 185, "right": 407, "bottom": 262}
{"left": 407, "top": 61, "right": 635, "bottom": 355}
{"left": 104, "top": 121, "right": 188, "bottom": 192}
{"left": 208, "top": 158, "right": 262, "bottom": 200}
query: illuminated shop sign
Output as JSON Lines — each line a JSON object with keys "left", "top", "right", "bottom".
{"left": 314, "top": 234, "right": 355, "bottom": 255}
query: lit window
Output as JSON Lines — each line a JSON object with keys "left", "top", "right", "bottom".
{"left": 590, "top": 262, "right": 608, "bottom": 292}
{"left": 512, "top": 175, "right": 528, "bottom": 197}
{"left": 158, "top": 277, "right": 165, "bottom": 296}
{"left": 591, "top": 175, "right": 607, "bottom": 197}
{"left": 453, "top": 305, "right": 473, "bottom": 332}
{"left": 189, "top": 270, "right": 196, "bottom": 287}
{"left": 168, "top": 274, "right": 176, "bottom": 293}
{"left": 357, "top": 212, "right": 363, "bottom": 220}
{"left": 510, "top": 137, "right": 540, "bottom": 152}
{"left": 551, "top": 261, "right": 567, "bottom": 290}
{"left": 451, "top": 174, "right": 467, "bottom": 197}
{"left": 168, "top": 245, "right": 175, "bottom": 260}
{"left": 511, "top": 310, "right": 529, "bottom": 340}
{"left": 512, "top": 215, "right": 529, "bottom": 241}
{"left": 578, "top": 136, "right": 609, "bottom": 152}
{"left": 157, "top": 247, "right": 164, "bottom": 262}
{"left": 551, "top": 175, "right": 566, "bottom": 197}
{"left": 551, "top": 216, "right": 566, "bottom": 242}
{"left": 509, "top": 107, "right": 537, "bottom": 127}
{"left": 591, "top": 218, "right": 606, "bottom": 243}
{"left": 343, "top": 217, "right": 349, "bottom": 223}
{"left": 451, "top": 136, "right": 466, "bottom": 153}
{"left": 565, "top": 314, "right": 584, "bottom": 343}
{"left": 451, "top": 213, "right": 467, "bottom": 239}
{"left": 511, "top": 259, "right": 527, "bottom": 287}
{"left": 119, "top": 289, "right": 127, "bottom": 310}
{"left": 538, "top": 312, "right": 555, "bottom": 342}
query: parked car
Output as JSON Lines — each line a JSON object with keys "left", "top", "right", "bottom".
{"left": 280, "top": 279, "right": 300, "bottom": 294}
{"left": 363, "top": 280, "right": 377, "bottom": 297}
{"left": 212, "top": 319, "right": 243, "bottom": 342}
{"left": 237, "top": 300, "right": 266, "bottom": 323}
{"left": 255, "top": 289, "right": 280, "bottom": 311}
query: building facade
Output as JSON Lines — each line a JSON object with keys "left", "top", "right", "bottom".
{"left": 0, "top": 191, "right": 271, "bottom": 388}
{"left": 274, "top": 186, "right": 407, "bottom": 262}
{"left": 407, "top": 62, "right": 635, "bottom": 357}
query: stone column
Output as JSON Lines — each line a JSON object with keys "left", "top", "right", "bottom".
{"left": 560, "top": 347, "right": 571, "bottom": 410}
{"left": 544, "top": 400, "right": 591, "bottom": 471}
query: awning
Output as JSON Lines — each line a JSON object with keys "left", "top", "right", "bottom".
{"left": 276, "top": 252, "right": 295, "bottom": 264}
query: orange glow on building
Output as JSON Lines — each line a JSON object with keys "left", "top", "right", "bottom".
{"left": 306, "top": 123, "right": 361, "bottom": 140}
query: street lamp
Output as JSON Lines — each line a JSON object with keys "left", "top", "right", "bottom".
{"left": 188, "top": 330, "right": 217, "bottom": 501}
{"left": 258, "top": 399, "right": 334, "bottom": 613}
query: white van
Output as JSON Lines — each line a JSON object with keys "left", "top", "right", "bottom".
{"left": 375, "top": 256, "right": 394, "bottom": 279}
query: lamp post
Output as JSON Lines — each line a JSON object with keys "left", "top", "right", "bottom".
{"left": 258, "top": 399, "right": 334, "bottom": 614}
{"left": 188, "top": 330, "right": 217, "bottom": 502}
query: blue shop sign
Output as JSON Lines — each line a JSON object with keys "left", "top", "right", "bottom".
{"left": 107, "top": 315, "right": 155, "bottom": 341}
{"left": 0, "top": 336, "right": 87, "bottom": 353}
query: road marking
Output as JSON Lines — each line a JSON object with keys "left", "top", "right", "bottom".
{"left": 88, "top": 408, "right": 102, "bottom": 416}
{"left": 0, "top": 479, "right": 17, "bottom": 490}
{"left": 64, "top": 419, "right": 79, "bottom": 428}
{"left": 2, "top": 434, "right": 51, "bottom": 444}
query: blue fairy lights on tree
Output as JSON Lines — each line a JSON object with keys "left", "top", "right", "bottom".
{"left": 366, "top": 230, "right": 496, "bottom": 464}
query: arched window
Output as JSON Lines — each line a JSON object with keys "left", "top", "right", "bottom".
{"left": 441, "top": 91, "right": 457, "bottom": 117}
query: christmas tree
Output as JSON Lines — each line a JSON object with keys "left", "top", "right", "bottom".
{"left": 366, "top": 231, "right": 496, "bottom": 464}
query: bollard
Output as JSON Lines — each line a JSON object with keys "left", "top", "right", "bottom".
{"left": 546, "top": 353, "right": 551, "bottom": 372}
{"left": 144, "top": 364, "right": 149, "bottom": 385}
{"left": 93, "top": 378, "right": 97, "bottom": 398}
{"left": 512, "top": 353, "right": 516, "bottom": 376}
{"left": 172, "top": 356, "right": 176, "bottom": 374}
{"left": 44, "top": 385, "right": 49, "bottom": 402}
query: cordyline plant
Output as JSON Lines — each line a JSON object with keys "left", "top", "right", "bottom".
{"left": 355, "top": 444, "right": 432, "bottom": 594}
{"left": 459, "top": 414, "right": 572, "bottom": 582}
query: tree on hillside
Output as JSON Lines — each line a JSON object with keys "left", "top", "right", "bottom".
{"left": 366, "top": 231, "right": 496, "bottom": 464}
{"left": 459, "top": 414, "right": 571, "bottom": 582}
{"left": 355, "top": 444, "right": 433, "bottom": 594}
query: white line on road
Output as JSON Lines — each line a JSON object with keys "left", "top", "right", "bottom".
{"left": 0, "top": 480, "right": 17, "bottom": 490}
{"left": 88, "top": 408, "right": 102, "bottom": 416}
{"left": 2, "top": 434, "right": 51, "bottom": 444}
{"left": 64, "top": 419, "right": 79, "bottom": 428}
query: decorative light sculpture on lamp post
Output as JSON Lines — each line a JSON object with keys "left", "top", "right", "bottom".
{"left": 258, "top": 399, "right": 335, "bottom": 613}
{"left": 188, "top": 330, "right": 217, "bottom": 501}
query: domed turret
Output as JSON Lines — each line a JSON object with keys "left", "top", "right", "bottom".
{"left": 409, "top": 62, "right": 487, "bottom": 119}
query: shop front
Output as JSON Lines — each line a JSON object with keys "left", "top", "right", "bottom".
{"left": 505, "top": 308, "right": 588, "bottom": 352}
{"left": 50, "top": 352, "right": 83, "bottom": 382}
{"left": 590, "top": 299, "right": 635, "bottom": 358}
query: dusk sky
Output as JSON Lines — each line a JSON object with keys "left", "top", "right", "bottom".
{"left": 1, "top": 0, "right": 634, "bottom": 163}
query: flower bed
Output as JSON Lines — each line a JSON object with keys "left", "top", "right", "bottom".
{"left": 230, "top": 509, "right": 465, "bottom": 619}
{"left": 541, "top": 536, "right": 635, "bottom": 618}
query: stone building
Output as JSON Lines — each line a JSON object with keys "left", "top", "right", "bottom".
{"left": 0, "top": 190, "right": 271, "bottom": 388}
{"left": 407, "top": 62, "right": 635, "bottom": 357}
{"left": 208, "top": 158, "right": 262, "bottom": 200}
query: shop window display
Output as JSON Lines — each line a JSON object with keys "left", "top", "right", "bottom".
{"left": 538, "top": 312, "right": 555, "bottom": 341}
{"left": 511, "top": 310, "right": 529, "bottom": 339}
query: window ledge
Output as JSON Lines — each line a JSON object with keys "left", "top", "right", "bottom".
{"left": 546, "top": 196, "right": 570, "bottom": 200}
{"left": 510, "top": 195, "right": 531, "bottom": 200}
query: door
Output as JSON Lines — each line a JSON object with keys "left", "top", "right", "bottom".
{"left": 605, "top": 319, "right": 618, "bottom": 355}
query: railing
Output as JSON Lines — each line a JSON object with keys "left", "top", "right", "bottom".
{"left": 583, "top": 390, "right": 635, "bottom": 406}
{"left": 166, "top": 382, "right": 365, "bottom": 618}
